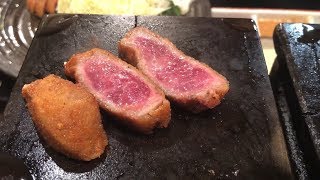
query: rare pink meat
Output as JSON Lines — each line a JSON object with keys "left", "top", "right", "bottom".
{"left": 119, "top": 27, "right": 229, "bottom": 113}
{"left": 83, "top": 56, "right": 150, "bottom": 108}
{"left": 65, "top": 48, "right": 171, "bottom": 134}
{"left": 134, "top": 37, "right": 216, "bottom": 93}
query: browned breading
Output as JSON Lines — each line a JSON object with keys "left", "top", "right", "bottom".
{"left": 22, "top": 74, "right": 108, "bottom": 161}
{"left": 34, "top": 0, "right": 47, "bottom": 17}
{"left": 26, "top": 0, "right": 36, "bottom": 13}
{"left": 45, "top": 0, "right": 57, "bottom": 13}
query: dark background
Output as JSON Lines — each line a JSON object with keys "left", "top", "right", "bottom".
{"left": 210, "top": 0, "right": 320, "bottom": 10}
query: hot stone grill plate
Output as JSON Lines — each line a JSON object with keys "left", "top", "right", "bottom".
{"left": 0, "top": 15, "right": 293, "bottom": 179}
{"left": 271, "top": 23, "right": 320, "bottom": 179}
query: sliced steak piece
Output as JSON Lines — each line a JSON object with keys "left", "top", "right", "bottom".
{"left": 65, "top": 48, "right": 171, "bottom": 134}
{"left": 119, "top": 27, "right": 229, "bottom": 113}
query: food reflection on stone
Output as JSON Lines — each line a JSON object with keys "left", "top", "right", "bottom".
{"left": 119, "top": 27, "right": 229, "bottom": 113}
{"left": 22, "top": 74, "right": 108, "bottom": 161}
{"left": 65, "top": 48, "right": 171, "bottom": 134}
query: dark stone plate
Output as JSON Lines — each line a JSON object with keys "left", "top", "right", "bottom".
{"left": 0, "top": 15, "right": 292, "bottom": 179}
{"left": 271, "top": 23, "right": 320, "bottom": 179}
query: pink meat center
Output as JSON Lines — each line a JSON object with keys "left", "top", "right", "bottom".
{"left": 135, "top": 37, "right": 214, "bottom": 93}
{"left": 83, "top": 57, "right": 150, "bottom": 107}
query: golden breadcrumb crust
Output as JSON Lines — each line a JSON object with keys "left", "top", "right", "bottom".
{"left": 22, "top": 74, "right": 108, "bottom": 161}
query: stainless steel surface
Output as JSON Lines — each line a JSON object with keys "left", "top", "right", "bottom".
{"left": 0, "top": 0, "right": 39, "bottom": 77}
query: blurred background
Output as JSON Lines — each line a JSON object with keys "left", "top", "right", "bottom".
{"left": 210, "top": 0, "right": 320, "bottom": 73}
{"left": 210, "top": 0, "right": 320, "bottom": 10}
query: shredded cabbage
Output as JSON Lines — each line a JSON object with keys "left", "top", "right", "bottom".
{"left": 172, "top": 0, "right": 193, "bottom": 14}
{"left": 56, "top": 0, "right": 190, "bottom": 15}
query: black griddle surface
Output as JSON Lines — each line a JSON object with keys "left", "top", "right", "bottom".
{"left": 0, "top": 15, "right": 292, "bottom": 179}
{"left": 271, "top": 23, "right": 320, "bottom": 179}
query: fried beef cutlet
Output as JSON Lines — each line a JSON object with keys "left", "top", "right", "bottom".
{"left": 22, "top": 74, "right": 108, "bottom": 161}
{"left": 64, "top": 48, "right": 171, "bottom": 134}
{"left": 26, "top": 0, "right": 57, "bottom": 17}
{"left": 119, "top": 27, "right": 229, "bottom": 113}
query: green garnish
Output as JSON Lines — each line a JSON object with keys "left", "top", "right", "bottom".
{"left": 160, "top": 1, "right": 182, "bottom": 16}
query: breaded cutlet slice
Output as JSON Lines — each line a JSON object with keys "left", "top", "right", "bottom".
{"left": 119, "top": 27, "right": 229, "bottom": 113}
{"left": 65, "top": 48, "right": 171, "bottom": 134}
{"left": 22, "top": 74, "right": 108, "bottom": 161}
